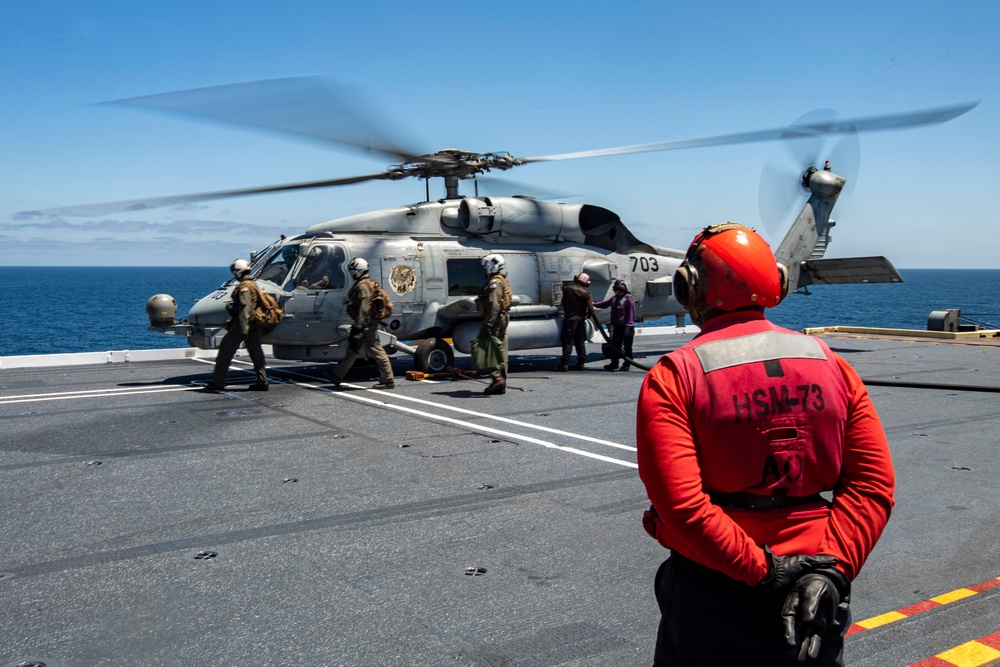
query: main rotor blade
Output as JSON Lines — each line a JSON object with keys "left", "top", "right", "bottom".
{"left": 107, "top": 76, "right": 428, "bottom": 164}
{"left": 31, "top": 172, "right": 394, "bottom": 218}
{"left": 521, "top": 102, "right": 979, "bottom": 163}
{"left": 474, "top": 176, "right": 580, "bottom": 202}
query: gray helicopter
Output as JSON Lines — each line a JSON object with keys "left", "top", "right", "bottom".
{"left": 51, "top": 78, "right": 973, "bottom": 374}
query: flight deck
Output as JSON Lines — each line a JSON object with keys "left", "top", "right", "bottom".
{"left": 1, "top": 328, "right": 999, "bottom": 666}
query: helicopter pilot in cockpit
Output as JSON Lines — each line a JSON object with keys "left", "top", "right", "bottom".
{"left": 295, "top": 245, "right": 342, "bottom": 290}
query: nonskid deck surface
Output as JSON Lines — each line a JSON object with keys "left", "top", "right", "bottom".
{"left": 1, "top": 329, "right": 998, "bottom": 666}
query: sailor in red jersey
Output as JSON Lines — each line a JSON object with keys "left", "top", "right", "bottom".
{"left": 637, "top": 223, "right": 895, "bottom": 665}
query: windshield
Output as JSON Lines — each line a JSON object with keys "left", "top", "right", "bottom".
{"left": 256, "top": 245, "right": 300, "bottom": 288}
{"left": 292, "top": 244, "right": 347, "bottom": 290}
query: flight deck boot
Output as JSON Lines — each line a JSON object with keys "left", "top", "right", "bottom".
{"left": 484, "top": 376, "right": 506, "bottom": 395}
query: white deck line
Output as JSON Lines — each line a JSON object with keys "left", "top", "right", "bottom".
{"left": 0, "top": 326, "right": 696, "bottom": 370}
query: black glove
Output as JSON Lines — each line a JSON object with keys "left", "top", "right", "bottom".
{"left": 347, "top": 325, "right": 365, "bottom": 352}
{"left": 758, "top": 547, "right": 839, "bottom": 599}
{"left": 781, "top": 568, "right": 850, "bottom": 661}
{"left": 641, "top": 504, "right": 660, "bottom": 540}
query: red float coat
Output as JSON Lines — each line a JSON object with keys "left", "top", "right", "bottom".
{"left": 637, "top": 310, "right": 895, "bottom": 586}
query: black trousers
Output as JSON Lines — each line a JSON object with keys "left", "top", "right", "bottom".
{"left": 560, "top": 315, "right": 588, "bottom": 365}
{"left": 653, "top": 555, "right": 849, "bottom": 666}
{"left": 608, "top": 324, "right": 635, "bottom": 368}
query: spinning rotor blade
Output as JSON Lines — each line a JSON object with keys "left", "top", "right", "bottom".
{"left": 758, "top": 109, "right": 861, "bottom": 238}
{"left": 27, "top": 93, "right": 976, "bottom": 219}
{"left": 34, "top": 171, "right": 395, "bottom": 218}
{"left": 473, "top": 176, "right": 579, "bottom": 202}
{"left": 108, "top": 76, "right": 428, "bottom": 163}
{"left": 521, "top": 102, "right": 977, "bottom": 163}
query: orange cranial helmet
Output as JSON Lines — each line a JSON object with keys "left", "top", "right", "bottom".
{"left": 673, "top": 222, "right": 788, "bottom": 322}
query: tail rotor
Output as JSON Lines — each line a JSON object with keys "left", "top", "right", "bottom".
{"left": 758, "top": 109, "right": 861, "bottom": 241}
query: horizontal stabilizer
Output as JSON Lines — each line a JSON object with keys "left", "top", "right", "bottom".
{"left": 798, "top": 256, "right": 903, "bottom": 288}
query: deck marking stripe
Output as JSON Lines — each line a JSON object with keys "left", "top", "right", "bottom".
{"left": 932, "top": 588, "right": 978, "bottom": 605}
{"left": 266, "top": 364, "right": 639, "bottom": 453}
{"left": 969, "top": 579, "right": 1000, "bottom": 593}
{"left": 848, "top": 576, "right": 1000, "bottom": 637}
{"left": 1, "top": 385, "right": 197, "bottom": 399}
{"left": 897, "top": 600, "right": 942, "bottom": 616}
{"left": 930, "top": 640, "right": 1000, "bottom": 666}
{"left": 285, "top": 378, "right": 638, "bottom": 468}
{"left": 0, "top": 386, "right": 199, "bottom": 404}
{"left": 855, "top": 610, "right": 907, "bottom": 630}
{"left": 205, "top": 355, "right": 637, "bottom": 468}
{"left": 910, "top": 658, "right": 954, "bottom": 667}
{"left": 191, "top": 359, "right": 638, "bottom": 466}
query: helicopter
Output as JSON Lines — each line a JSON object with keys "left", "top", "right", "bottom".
{"left": 43, "top": 78, "right": 975, "bottom": 374}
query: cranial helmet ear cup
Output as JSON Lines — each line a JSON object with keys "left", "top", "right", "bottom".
{"left": 673, "top": 264, "right": 698, "bottom": 309}
{"left": 776, "top": 262, "right": 790, "bottom": 305}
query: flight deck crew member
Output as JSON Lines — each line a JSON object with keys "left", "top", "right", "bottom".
{"left": 476, "top": 253, "right": 511, "bottom": 395}
{"left": 329, "top": 258, "right": 395, "bottom": 390}
{"left": 594, "top": 279, "right": 636, "bottom": 371}
{"left": 636, "top": 223, "right": 895, "bottom": 666}
{"left": 555, "top": 272, "right": 595, "bottom": 371}
{"left": 204, "top": 259, "right": 269, "bottom": 391}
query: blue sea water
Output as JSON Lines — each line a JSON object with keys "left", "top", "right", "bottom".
{"left": 1, "top": 267, "right": 999, "bottom": 357}
{"left": 1, "top": 267, "right": 228, "bottom": 357}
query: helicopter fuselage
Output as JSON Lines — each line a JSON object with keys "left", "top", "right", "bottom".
{"left": 149, "top": 163, "right": 907, "bottom": 374}
{"left": 169, "top": 196, "right": 685, "bottom": 371}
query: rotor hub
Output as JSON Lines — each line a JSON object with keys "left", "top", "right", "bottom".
{"left": 390, "top": 150, "right": 526, "bottom": 181}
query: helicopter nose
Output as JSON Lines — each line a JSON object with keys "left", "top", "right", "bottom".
{"left": 187, "top": 291, "right": 231, "bottom": 326}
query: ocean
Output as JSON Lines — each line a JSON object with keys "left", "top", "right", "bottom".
{"left": 2, "top": 267, "right": 999, "bottom": 357}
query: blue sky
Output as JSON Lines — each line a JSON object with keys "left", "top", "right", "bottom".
{"left": 2, "top": 1, "right": 995, "bottom": 267}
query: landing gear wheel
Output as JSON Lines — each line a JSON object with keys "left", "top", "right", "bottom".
{"left": 414, "top": 337, "right": 454, "bottom": 373}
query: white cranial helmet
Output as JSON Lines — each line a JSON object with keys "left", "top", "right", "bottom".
{"left": 481, "top": 253, "right": 506, "bottom": 276}
{"left": 230, "top": 258, "right": 250, "bottom": 278}
{"left": 347, "top": 257, "right": 369, "bottom": 280}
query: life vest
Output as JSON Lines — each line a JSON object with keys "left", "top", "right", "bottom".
{"left": 476, "top": 274, "right": 512, "bottom": 315}
{"left": 668, "top": 317, "right": 849, "bottom": 498}
{"left": 346, "top": 277, "right": 394, "bottom": 323}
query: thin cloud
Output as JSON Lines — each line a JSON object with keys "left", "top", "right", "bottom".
{"left": 0, "top": 235, "right": 274, "bottom": 266}
{"left": 2, "top": 214, "right": 286, "bottom": 238}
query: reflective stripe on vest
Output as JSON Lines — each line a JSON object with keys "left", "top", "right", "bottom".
{"left": 694, "top": 331, "right": 826, "bottom": 373}
{"left": 668, "top": 320, "right": 848, "bottom": 500}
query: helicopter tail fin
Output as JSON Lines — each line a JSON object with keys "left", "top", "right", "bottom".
{"left": 772, "top": 165, "right": 901, "bottom": 292}
{"left": 798, "top": 256, "right": 902, "bottom": 287}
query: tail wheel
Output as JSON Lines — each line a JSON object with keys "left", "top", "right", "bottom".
{"left": 414, "top": 337, "right": 454, "bottom": 373}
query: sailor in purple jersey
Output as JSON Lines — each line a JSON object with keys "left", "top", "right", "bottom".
{"left": 594, "top": 279, "right": 636, "bottom": 371}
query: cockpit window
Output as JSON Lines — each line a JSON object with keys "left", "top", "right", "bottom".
{"left": 447, "top": 258, "right": 483, "bottom": 296}
{"left": 293, "top": 244, "right": 347, "bottom": 290}
{"left": 256, "top": 245, "right": 299, "bottom": 288}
